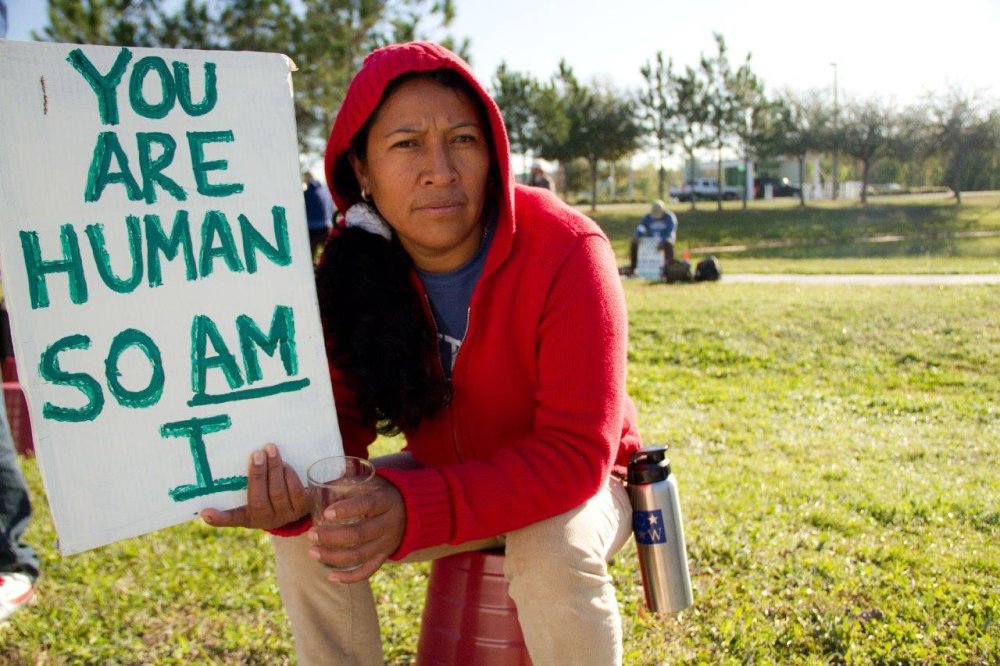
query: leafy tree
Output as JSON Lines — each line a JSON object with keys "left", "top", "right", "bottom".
{"left": 726, "top": 55, "right": 766, "bottom": 208}
{"left": 638, "top": 51, "right": 678, "bottom": 200}
{"left": 769, "top": 90, "right": 829, "bottom": 207}
{"left": 536, "top": 63, "right": 642, "bottom": 211}
{"left": 35, "top": 0, "right": 162, "bottom": 45}
{"left": 672, "top": 65, "right": 708, "bottom": 211}
{"left": 699, "top": 33, "right": 744, "bottom": 211}
{"left": 840, "top": 98, "right": 898, "bottom": 204}
{"left": 921, "top": 88, "right": 997, "bottom": 205}
{"left": 491, "top": 64, "right": 567, "bottom": 182}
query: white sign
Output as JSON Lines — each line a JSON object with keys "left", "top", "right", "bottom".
{"left": 0, "top": 40, "right": 341, "bottom": 554}
{"left": 635, "top": 237, "right": 664, "bottom": 281}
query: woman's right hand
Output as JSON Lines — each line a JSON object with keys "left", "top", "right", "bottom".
{"left": 200, "top": 443, "right": 311, "bottom": 530}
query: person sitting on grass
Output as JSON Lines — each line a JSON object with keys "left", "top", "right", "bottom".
{"left": 202, "top": 40, "right": 643, "bottom": 666}
{"left": 623, "top": 199, "right": 678, "bottom": 276}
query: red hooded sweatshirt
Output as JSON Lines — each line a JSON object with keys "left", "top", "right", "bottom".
{"left": 282, "top": 41, "right": 642, "bottom": 558}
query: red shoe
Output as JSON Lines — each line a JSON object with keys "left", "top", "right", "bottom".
{"left": 0, "top": 573, "right": 35, "bottom": 622}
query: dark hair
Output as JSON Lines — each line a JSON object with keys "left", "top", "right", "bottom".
{"left": 316, "top": 228, "right": 449, "bottom": 434}
{"left": 318, "top": 69, "right": 498, "bottom": 434}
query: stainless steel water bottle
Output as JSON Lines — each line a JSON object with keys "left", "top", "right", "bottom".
{"left": 628, "top": 445, "right": 693, "bottom": 613}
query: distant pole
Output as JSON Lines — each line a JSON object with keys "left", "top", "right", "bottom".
{"left": 830, "top": 62, "right": 839, "bottom": 201}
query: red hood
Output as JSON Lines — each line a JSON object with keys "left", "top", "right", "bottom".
{"left": 323, "top": 41, "right": 515, "bottom": 236}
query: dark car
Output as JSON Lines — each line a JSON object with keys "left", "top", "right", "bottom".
{"left": 754, "top": 177, "right": 801, "bottom": 199}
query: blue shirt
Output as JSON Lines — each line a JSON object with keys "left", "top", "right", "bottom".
{"left": 417, "top": 222, "right": 496, "bottom": 377}
{"left": 304, "top": 180, "right": 335, "bottom": 231}
{"left": 633, "top": 212, "right": 677, "bottom": 244}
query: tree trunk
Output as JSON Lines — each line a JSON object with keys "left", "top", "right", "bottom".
{"left": 589, "top": 158, "right": 598, "bottom": 212}
{"left": 797, "top": 155, "right": 806, "bottom": 207}
{"left": 687, "top": 152, "right": 697, "bottom": 211}
{"left": 716, "top": 145, "right": 723, "bottom": 212}
{"left": 860, "top": 160, "right": 870, "bottom": 205}
{"left": 657, "top": 144, "right": 666, "bottom": 201}
{"left": 741, "top": 158, "right": 749, "bottom": 210}
{"left": 953, "top": 150, "right": 963, "bottom": 206}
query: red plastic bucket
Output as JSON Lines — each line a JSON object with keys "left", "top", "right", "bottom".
{"left": 3, "top": 382, "right": 34, "bottom": 457}
{"left": 2, "top": 356, "right": 17, "bottom": 382}
{"left": 416, "top": 549, "right": 532, "bottom": 665}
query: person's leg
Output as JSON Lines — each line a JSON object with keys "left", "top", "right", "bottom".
{"left": 271, "top": 451, "right": 501, "bottom": 665}
{"left": 503, "top": 478, "right": 633, "bottom": 666}
{"left": 270, "top": 452, "right": 423, "bottom": 665}
{"left": 663, "top": 240, "right": 675, "bottom": 263}
{"left": 627, "top": 239, "right": 639, "bottom": 274}
{"left": 271, "top": 532, "right": 383, "bottom": 666}
{"left": 0, "top": 373, "right": 39, "bottom": 582}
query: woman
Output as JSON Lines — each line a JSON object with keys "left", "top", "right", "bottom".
{"left": 203, "top": 41, "right": 643, "bottom": 665}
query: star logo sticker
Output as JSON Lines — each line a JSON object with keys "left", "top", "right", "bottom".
{"left": 633, "top": 509, "right": 667, "bottom": 545}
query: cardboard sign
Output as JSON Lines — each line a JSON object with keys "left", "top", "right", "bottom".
{"left": 635, "top": 237, "right": 664, "bottom": 280}
{"left": 0, "top": 40, "right": 341, "bottom": 554}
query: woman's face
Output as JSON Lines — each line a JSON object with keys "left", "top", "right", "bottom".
{"left": 352, "top": 77, "right": 491, "bottom": 273}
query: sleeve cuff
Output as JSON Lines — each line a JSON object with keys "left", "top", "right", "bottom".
{"left": 378, "top": 467, "right": 452, "bottom": 560}
{"left": 267, "top": 514, "right": 312, "bottom": 537}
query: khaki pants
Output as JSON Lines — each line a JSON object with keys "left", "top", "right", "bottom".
{"left": 271, "top": 454, "right": 633, "bottom": 666}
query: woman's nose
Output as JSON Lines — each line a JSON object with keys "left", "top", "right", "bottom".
{"left": 421, "top": 141, "right": 458, "bottom": 185}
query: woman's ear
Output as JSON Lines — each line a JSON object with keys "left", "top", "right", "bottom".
{"left": 350, "top": 154, "right": 369, "bottom": 195}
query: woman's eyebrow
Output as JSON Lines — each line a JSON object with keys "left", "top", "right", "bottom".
{"left": 381, "top": 119, "right": 481, "bottom": 139}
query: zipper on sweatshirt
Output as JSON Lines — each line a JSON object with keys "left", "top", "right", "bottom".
{"left": 423, "top": 293, "right": 465, "bottom": 462}
{"left": 446, "top": 306, "right": 473, "bottom": 462}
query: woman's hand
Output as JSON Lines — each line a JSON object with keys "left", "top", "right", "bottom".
{"left": 307, "top": 476, "right": 406, "bottom": 583}
{"left": 200, "top": 443, "right": 311, "bottom": 530}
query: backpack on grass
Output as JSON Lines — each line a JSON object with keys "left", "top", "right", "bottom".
{"left": 694, "top": 255, "right": 722, "bottom": 282}
{"left": 663, "top": 259, "right": 693, "bottom": 284}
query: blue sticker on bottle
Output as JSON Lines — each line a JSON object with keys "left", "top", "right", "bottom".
{"left": 633, "top": 509, "right": 667, "bottom": 545}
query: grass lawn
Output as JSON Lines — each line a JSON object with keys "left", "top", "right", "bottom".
{"left": 5, "top": 282, "right": 997, "bottom": 664}
{"left": 590, "top": 191, "right": 1000, "bottom": 275}
{"left": 2, "top": 194, "right": 998, "bottom": 663}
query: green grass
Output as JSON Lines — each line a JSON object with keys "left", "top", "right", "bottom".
{"left": 590, "top": 191, "right": 1000, "bottom": 273}
{"left": 7, "top": 283, "right": 998, "bottom": 664}
{"left": 3, "top": 194, "right": 999, "bottom": 664}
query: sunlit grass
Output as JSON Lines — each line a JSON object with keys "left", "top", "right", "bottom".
{"left": 590, "top": 191, "right": 1000, "bottom": 272}
{"left": 6, "top": 281, "right": 998, "bottom": 664}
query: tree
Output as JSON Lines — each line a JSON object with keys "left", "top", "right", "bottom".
{"left": 840, "top": 98, "right": 898, "bottom": 204}
{"left": 922, "top": 88, "right": 997, "bottom": 205}
{"left": 638, "top": 51, "right": 678, "bottom": 201}
{"left": 35, "top": 0, "right": 163, "bottom": 45}
{"left": 491, "top": 64, "right": 567, "bottom": 182}
{"left": 536, "top": 63, "right": 642, "bottom": 211}
{"left": 770, "top": 90, "right": 829, "bottom": 207}
{"left": 672, "top": 65, "right": 708, "bottom": 211}
{"left": 699, "top": 33, "right": 745, "bottom": 211}
{"left": 726, "top": 55, "right": 766, "bottom": 208}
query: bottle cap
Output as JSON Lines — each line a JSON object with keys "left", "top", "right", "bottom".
{"left": 628, "top": 445, "right": 672, "bottom": 484}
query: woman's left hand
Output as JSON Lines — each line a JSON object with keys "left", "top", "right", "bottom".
{"left": 307, "top": 475, "right": 406, "bottom": 583}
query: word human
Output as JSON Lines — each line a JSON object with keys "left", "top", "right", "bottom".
{"left": 20, "top": 205, "right": 292, "bottom": 309}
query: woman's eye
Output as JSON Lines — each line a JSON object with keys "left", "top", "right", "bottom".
{"left": 453, "top": 134, "right": 477, "bottom": 144}
{"left": 392, "top": 139, "right": 417, "bottom": 149}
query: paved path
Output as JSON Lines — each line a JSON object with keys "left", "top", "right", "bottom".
{"left": 723, "top": 273, "right": 1000, "bottom": 286}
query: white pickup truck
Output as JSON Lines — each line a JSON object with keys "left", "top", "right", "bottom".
{"left": 671, "top": 178, "right": 741, "bottom": 202}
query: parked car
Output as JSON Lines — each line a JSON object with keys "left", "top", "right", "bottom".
{"left": 754, "top": 177, "right": 801, "bottom": 199}
{"left": 670, "top": 178, "right": 740, "bottom": 202}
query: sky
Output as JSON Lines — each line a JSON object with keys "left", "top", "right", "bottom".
{"left": 7, "top": 0, "right": 996, "bottom": 105}
{"left": 447, "top": 0, "right": 997, "bottom": 106}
